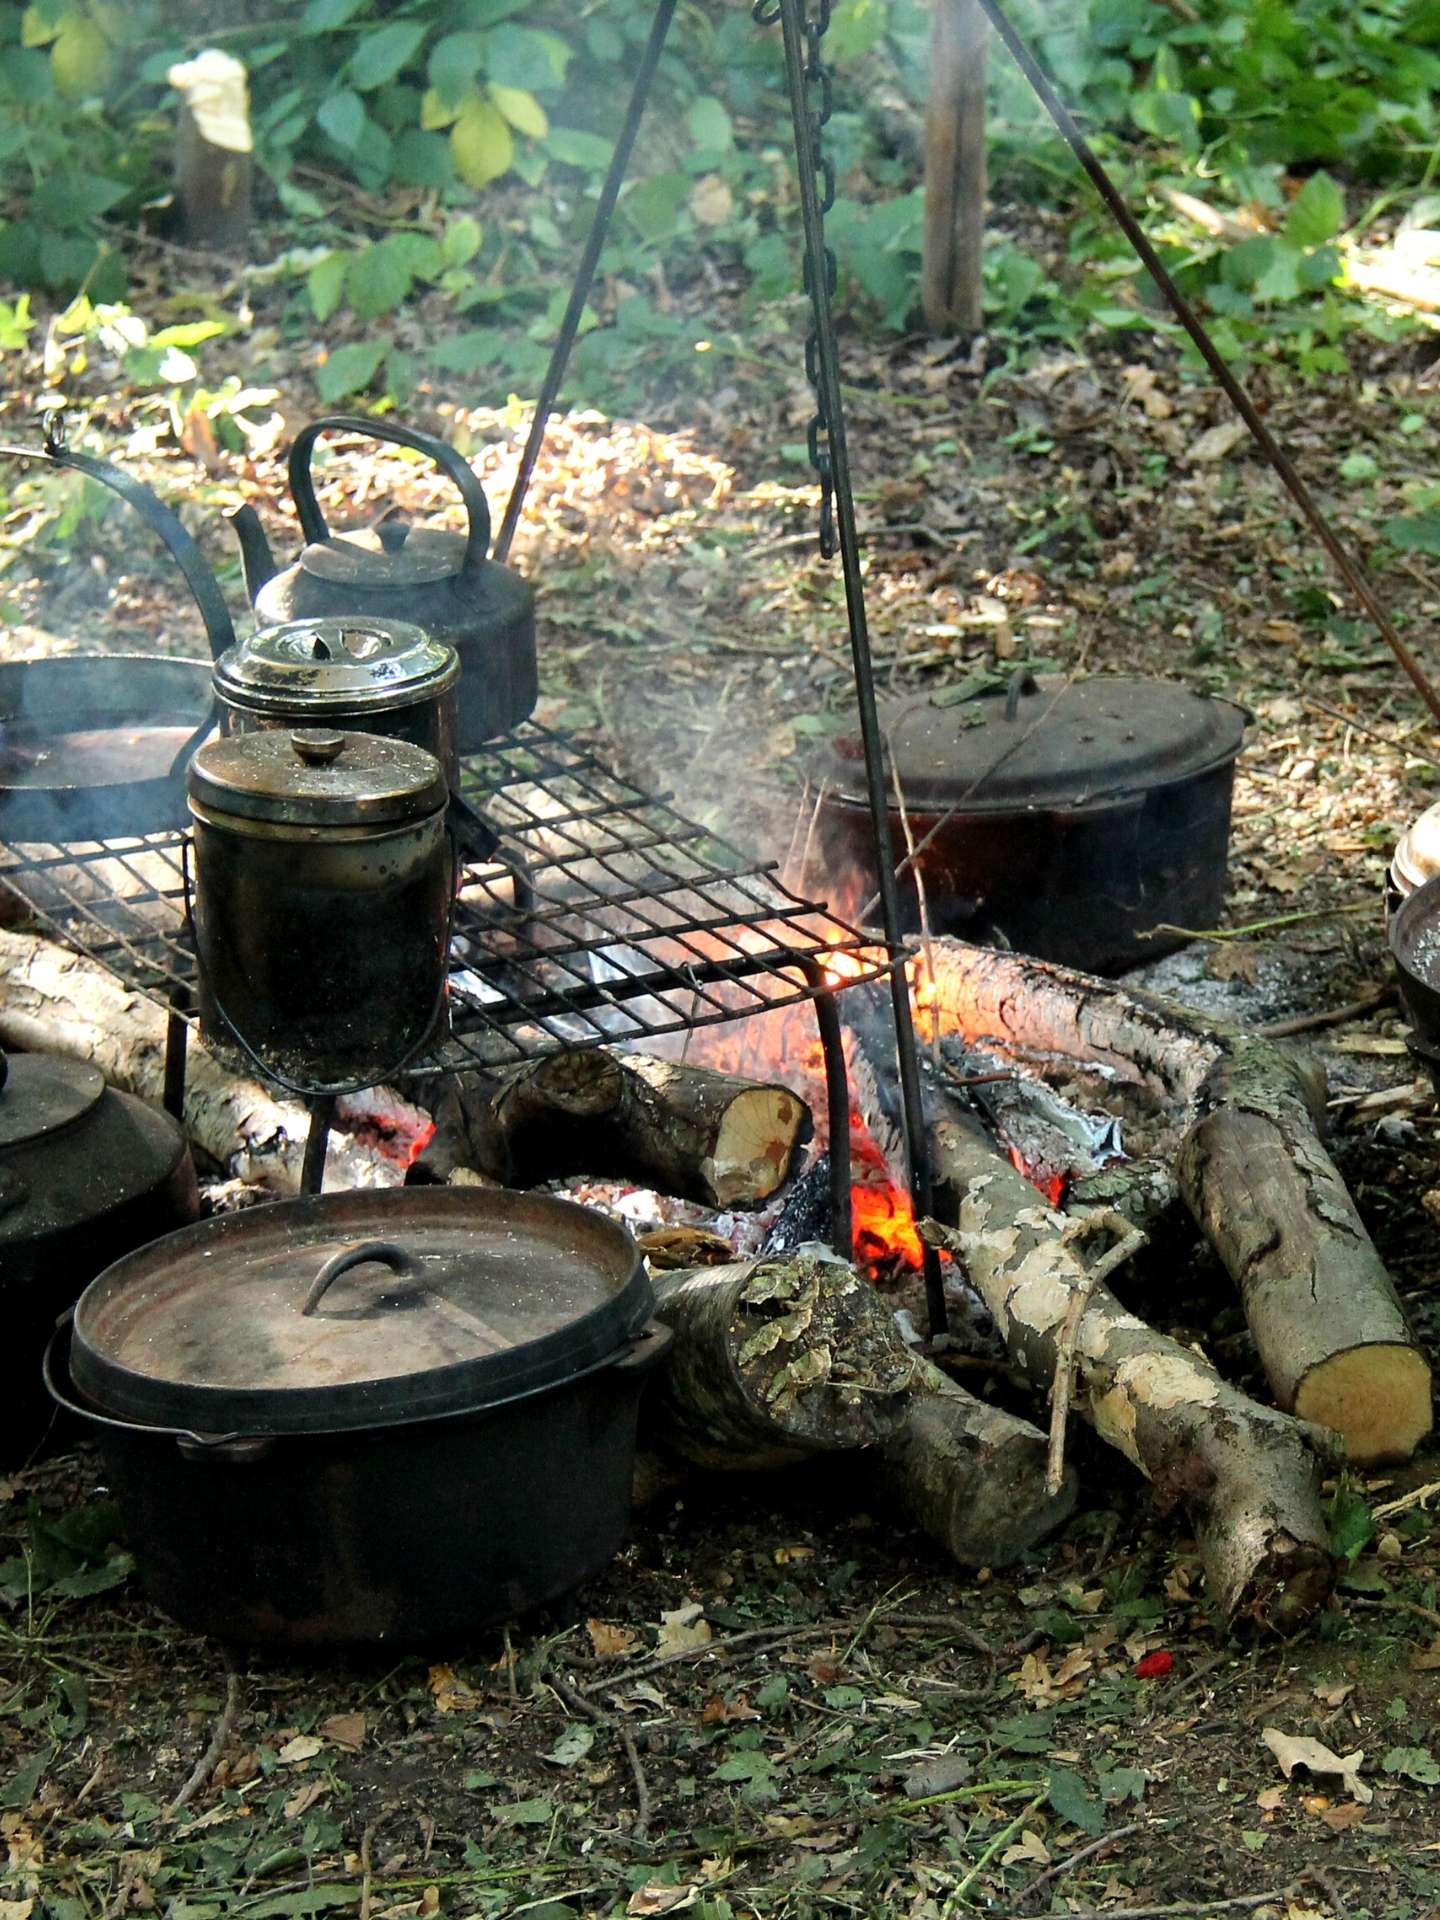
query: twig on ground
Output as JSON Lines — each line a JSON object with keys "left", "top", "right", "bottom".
{"left": 543, "top": 1667, "right": 651, "bottom": 1841}
{"left": 1002, "top": 1887, "right": 1306, "bottom": 1920}
{"left": 1257, "top": 987, "right": 1396, "bottom": 1039}
{"left": 1350, "top": 1593, "right": 1440, "bottom": 1632}
{"left": 1301, "top": 696, "right": 1440, "bottom": 771}
{"left": 1014, "top": 1819, "right": 1145, "bottom": 1909}
{"left": 168, "top": 1654, "right": 241, "bottom": 1814}
{"left": 949, "top": 1787, "right": 1048, "bottom": 1910}
{"left": 359, "top": 1824, "right": 373, "bottom": 1920}
{"left": 1372, "top": 1480, "right": 1440, "bottom": 1522}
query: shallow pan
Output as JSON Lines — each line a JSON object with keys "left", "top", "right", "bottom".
{"left": 0, "top": 655, "right": 215, "bottom": 840}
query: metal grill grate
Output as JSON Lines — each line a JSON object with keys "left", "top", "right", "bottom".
{"left": 0, "top": 720, "right": 885, "bottom": 1074}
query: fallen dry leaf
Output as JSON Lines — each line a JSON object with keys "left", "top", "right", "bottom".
{"left": 1000, "top": 1830, "right": 1052, "bottom": 1868}
{"left": 1317, "top": 1801, "right": 1367, "bottom": 1832}
{"left": 627, "top": 1885, "right": 699, "bottom": 1916}
{"left": 284, "top": 1782, "right": 328, "bottom": 1820}
{"left": 1313, "top": 1682, "right": 1355, "bottom": 1708}
{"left": 1261, "top": 1728, "right": 1373, "bottom": 1804}
{"left": 656, "top": 1604, "right": 713, "bottom": 1658}
{"left": 1410, "top": 1637, "right": 1440, "bottom": 1671}
{"left": 319, "top": 1713, "right": 366, "bottom": 1753}
{"left": 701, "top": 1693, "right": 760, "bottom": 1725}
{"left": 428, "top": 1665, "right": 481, "bottom": 1714}
{"left": 1256, "top": 1786, "right": 1288, "bottom": 1812}
{"left": 0, "top": 1902, "right": 35, "bottom": 1920}
{"left": 688, "top": 174, "right": 733, "bottom": 227}
{"left": 276, "top": 1735, "right": 323, "bottom": 1766}
{"left": 1189, "top": 419, "right": 1248, "bottom": 463}
{"left": 773, "top": 1544, "right": 815, "bottom": 1565}
{"left": 587, "top": 1619, "right": 640, "bottom": 1661}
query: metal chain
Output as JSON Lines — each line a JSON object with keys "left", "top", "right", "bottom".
{"left": 755, "top": 0, "right": 838, "bottom": 557}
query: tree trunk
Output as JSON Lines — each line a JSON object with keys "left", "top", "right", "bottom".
{"left": 925, "top": 1109, "right": 1336, "bottom": 1631}
{"left": 918, "top": 939, "right": 1432, "bottom": 1465}
{"left": 413, "top": 1048, "right": 811, "bottom": 1209}
{"left": 0, "top": 928, "right": 418, "bottom": 1189}
{"left": 168, "top": 51, "right": 252, "bottom": 252}
{"left": 923, "top": 0, "right": 988, "bottom": 334}
{"left": 876, "top": 1357, "right": 1077, "bottom": 1568}
{"left": 645, "top": 1253, "right": 917, "bottom": 1470}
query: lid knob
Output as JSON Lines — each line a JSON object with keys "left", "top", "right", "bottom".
{"left": 290, "top": 729, "right": 347, "bottom": 765}
{"left": 377, "top": 516, "right": 410, "bottom": 554}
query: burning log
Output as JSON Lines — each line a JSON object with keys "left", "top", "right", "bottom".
{"left": 414, "top": 1049, "right": 811, "bottom": 1210}
{"left": 645, "top": 1251, "right": 918, "bottom": 1471}
{"left": 0, "top": 928, "right": 419, "bottom": 1189}
{"left": 924, "top": 1110, "right": 1336, "bottom": 1630}
{"left": 875, "top": 1357, "right": 1077, "bottom": 1568}
{"left": 920, "top": 939, "right": 1433, "bottom": 1467}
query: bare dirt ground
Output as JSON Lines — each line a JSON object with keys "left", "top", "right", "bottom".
{"left": 4, "top": 232, "right": 1440, "bottom": 1920}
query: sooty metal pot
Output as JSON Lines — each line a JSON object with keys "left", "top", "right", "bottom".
{"left": 213, "top": 616, "right": 460, "bottom": 785}
{"left": 814, "top": 673, "right": 1247, "bottom": 976}
{"left": 47, "top": 1186, "right": 670, "bottom": 1646}
{"left": 187, "top": 727, "right": 452, "bottom": 1094}
{"left": 0, "top": 1046, "right": 197, "bottom": 1462}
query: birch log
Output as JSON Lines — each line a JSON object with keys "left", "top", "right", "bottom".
{"left": 646, "top": 1253, "right": 917, "bottom": 1471}
{"left": 920, "top": 939, "right": 1432, "bottom": 1465}
{"left": 876, "top": 1356, "right": 1077, "bottom": 1567}
{"left": 415, "top": 1049, "right": 811, "bottom": 1208}
{"left": 925, "top": 1111, "right": 1335, "bottom": 1630}
{"left": 0, "top": 927, "right": 414, "bottom": 1189}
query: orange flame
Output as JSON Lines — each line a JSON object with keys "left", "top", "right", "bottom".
{"left": 851, "top": 1176, "right": 925, "bottom": 1271}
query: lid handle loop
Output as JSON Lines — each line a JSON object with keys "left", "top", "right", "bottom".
{"left": 288, "top": 416, "right": 491, "bottom": 576}
{"left": 301, "top": 1240, "right": 417, "bottom": 1316}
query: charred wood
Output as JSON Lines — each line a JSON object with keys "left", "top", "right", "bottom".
{"left": 412, "top": 1048, "right": 811, "bottom": 1210}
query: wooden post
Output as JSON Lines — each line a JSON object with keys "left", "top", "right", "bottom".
{"left": 168, "top": 50, "right": 252, "bottom": 253}
{"left": 922, "top": 0, "right": 988, "bottom": 334}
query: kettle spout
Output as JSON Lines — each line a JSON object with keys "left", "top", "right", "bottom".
{"left": 226, "top": 503, "right": 278, "bottom": 602}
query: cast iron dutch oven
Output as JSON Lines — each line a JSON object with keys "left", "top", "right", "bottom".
{"left": 47, "top": 1187, "right": 670, "bottom": 1646}
{"left": 814, "top": 673, "right": 1247, "bottom": 975}
{"left": 1, "top": 1046, "right": 198, "bottom": 1462}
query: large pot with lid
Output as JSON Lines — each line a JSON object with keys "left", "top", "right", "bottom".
{"left": 228, "top": 415, "right": 538, "bottom": 749}
{"left": 213, "top": 616, "right": 460, "bottom": 785}
{"left": 1, "top": 1047, "right": 197, "bottom": 1461}
{"left": 814, "top": 673, "right": 1247, "bottom": 975}
{"left": 187, "top": 727, "right": 453, "bottom": 1093}
{"left": 46, "top": 1187, "right": 670, "bottom": 1645}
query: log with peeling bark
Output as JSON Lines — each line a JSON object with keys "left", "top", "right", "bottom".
{"left": 0, "top": 927, "right": 418, "bottom": 1190}
{"left": 918, "top": 939, "right": 1433, "bottom": 1466}
{"left": 924, "top": 1108, "right": 1336, "bottom": 1630}
{"left": 412, "top": 1048, "right": 811, "bottom": 1209}
{"left": 645, "top": 1253, "right": 919, "bottom": 1471}
{"left": 875, "top": 1356, "right": 1077, "bottom": 1568}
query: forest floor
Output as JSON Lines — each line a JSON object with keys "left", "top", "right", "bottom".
{"left": 4, "top": 213, "right": 1440, "bottom": 1920}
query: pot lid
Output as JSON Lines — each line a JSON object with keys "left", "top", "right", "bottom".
{"left": 0, "top": 1051, "right": 104, "bottom": 1152}
{"left": 70, "top": 1187, "right": 653, "bottom": 1435}
{"left": 187, "top": 727, "right": 448, "bottom": 827}
{"left": 1392, "top": 800, "right": 1440, "bottom": 898}
{"left": 214, "top": 617, "right": 459, "bottom": 715}
{"left": 300, "top": 519, "right": 467, "bottom": 590}
{"left": 823, "top": 675, "right": 1247, "bottom": 814}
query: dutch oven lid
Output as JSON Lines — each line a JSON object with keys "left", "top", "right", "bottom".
{"left": 187, "top": 726, "right": 448, "bottom": 826}
{"left": 0, "top": 1049, "right": 104, "bottom": 1153}
{"left": 301, "top": 519, "right": 468, "bottom": 590}
{"left": 824, "top": 674, "right": 1247, "bottom": 814}
{"left": 69, "top": 1187, "right": 653, "bottom": 1435}
{"left": 214, "top": 617, "right": 459, "bottom": 714}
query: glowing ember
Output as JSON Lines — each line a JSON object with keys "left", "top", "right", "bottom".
{"left": 1006, "top": 1146, "right": 1066, "bottom": 1208}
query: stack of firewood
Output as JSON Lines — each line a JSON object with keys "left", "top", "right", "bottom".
{"left": 2, "top": 924, "right": 1431, "bottom": 1634}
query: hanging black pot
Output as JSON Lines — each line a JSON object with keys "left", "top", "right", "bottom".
{"left": 48, "top": 1186, "right": 669, "bottom": 1646}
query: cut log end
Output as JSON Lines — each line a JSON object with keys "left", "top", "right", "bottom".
{"left": 706, "top": 1086, "right": 808, "bottom": 1208}
{"left": 1294, "top": 1344, "right": 1434, "bottom": 1467}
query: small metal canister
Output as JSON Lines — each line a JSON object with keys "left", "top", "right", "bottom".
{"left": 213, "top": 616, "right": 461, "bottom": 785}
{"left": 1388, "top": 799, "right": 1440, "bottom": 920}
{"left": 187, "top": 728, "right": 452, "bottom": 1092}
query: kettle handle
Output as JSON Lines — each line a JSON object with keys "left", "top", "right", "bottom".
{"left": 288, "top": 416, "right": 491, "bottom": 573}
{"left": 0, "top": 427, "right": 238, "bottom": 663}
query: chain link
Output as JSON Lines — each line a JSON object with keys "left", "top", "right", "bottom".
{"left": 755, "top": 0, "right": 838, "bottom": 557}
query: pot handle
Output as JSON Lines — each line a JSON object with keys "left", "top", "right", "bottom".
{"left": 0, "top": 413, "right": 238, "bottom": 662}
{"left": 288, "top": 415, "right": 491, "bottom": 574}
{"left": 301, "top": 1239, "right": 418, "bottom": 1316}
{"left": 611, "top": 1319, "right": 675, "bottom": 1375}
{"left": 42, "top": 1318, "right": 267, "bottom": 1458}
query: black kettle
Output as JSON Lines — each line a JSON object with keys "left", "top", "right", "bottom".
{"left": 228, "top": 416, "right": 537, "bottom": 751}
